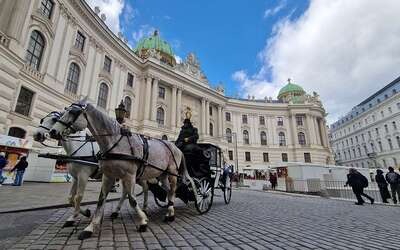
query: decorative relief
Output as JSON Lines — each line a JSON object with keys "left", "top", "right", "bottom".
{"left": 69, "top": 48, "right": 87, "bottom": 65}
{"left": 0, "top": 32, "right": 10, "bottom": 48}
{"left": 176, "top": 53, "right": 208, "bottom": 84}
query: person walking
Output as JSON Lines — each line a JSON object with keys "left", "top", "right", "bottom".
{"left": 385, "top": 166, "right": 400, "bottom": 204}
{"left": 345, "top": 168, "right": 374, "bottom": 205}
{"left": 269, "top": 173, "right": 277, "bottom": 190}
{"left": 0, "top": 152, "right": 8, "bottom": 185}
{"left": 10, "top": 156, "right": 28, "bottom": 186}
{"left": 375, "top": 169, "right": 390, "bottom": 203}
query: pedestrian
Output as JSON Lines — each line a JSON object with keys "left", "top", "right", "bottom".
{"left": 385, "top": 166, "right": 400, "bottom": 204}
{"left": 0, "top": 152, "right": 8, "bottom": 185}
{"left": 10, "top": 156, "right": 28, "bottom": 186}
{"left": 269, "top": 173, "right": 277, "bottom": 190}
{"left": 375, "top": 169, "right": 390, "bottom": 203}
{"left": 345, "top": 168, "right": 374, "bottom": 205}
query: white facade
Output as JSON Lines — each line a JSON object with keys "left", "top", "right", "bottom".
{"left": 0, "top": 0, "right": 333, "bottom": 172}
{"left": 330, "top": 76, "right": 400, "bottom": 169}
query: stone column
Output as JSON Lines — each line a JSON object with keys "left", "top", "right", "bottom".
{"left": 267, "top": 116, "right": 274, "bottom": 146}
{"left": 144, "top": 77, "right": 152, "bottom": 121}
{"left": 306, "top": 114, "right": 316, "bottom": 145}
{"left": 201, "top": 98, "right": 206, "bottom": 135}
{"left": 205, "top": 101, "right": 210, "bottom": 135}
{"left": 56, "top": 21, "right": 75, "bottom": 83}
{"left": 314, "top": 117, "right": 321, "bottom": 145}
{"left": 320, "top": 119, "right": 328, "bottom": 147}
{"left": 133, "top": 75, "right": 144, "bottom": 120}
{"left": 47, "top": 14, "right": 67, "bottom": 77}
{"left": 218, "top": 105, "right": 223, "bottom": 137}
{"left": 291, "top": 114, "right": 298, "bottom": 146}
{"left": 150, "top": 78, "right": 159, "bottom": 121}
{"left": 171, "top": 86, "right": 177, "bottom": 129}
{"left": 176, "top": 88, "right": 182, "bottom": 126}
{"left": 6, "top": 0, "right": 30, "bottom": 41}
{"left": 79, "top": 42, "right": 95, "bottom": 97}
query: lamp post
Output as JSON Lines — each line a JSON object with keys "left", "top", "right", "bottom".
{"left": 115, "top": 100, "right": 127, "bottom": 124}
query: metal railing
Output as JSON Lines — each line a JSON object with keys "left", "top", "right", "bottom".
{"left": 276, "top": 179, "right": 388, "bottom": 203}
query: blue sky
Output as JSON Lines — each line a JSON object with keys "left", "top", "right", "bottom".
{"left": 87, "top": 0, "right": 400, "bottom": 124}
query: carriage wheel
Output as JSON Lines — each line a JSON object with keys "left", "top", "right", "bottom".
{"left": 223, "top": 175, "right": 232, "bottom": 204}
{"left": 194, "top": 178, "right": 214, "bottom": 214}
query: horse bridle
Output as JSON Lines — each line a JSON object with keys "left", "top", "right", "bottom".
{"left": 54, "top": 103, "right": 86, "bottom": 135}
{"left": 39, "top": 111, "right": 62, "bottom": 131}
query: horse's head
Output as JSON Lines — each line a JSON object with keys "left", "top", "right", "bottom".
{"left": 49, "top": 99, "right": 88, "bottom": 140}
{"left": 33, "top": 111, "right": 62, "bottom": 142}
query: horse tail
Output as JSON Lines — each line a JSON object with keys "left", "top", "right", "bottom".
{"left": 179, "top": 153, "right": 190, "bottom": 181}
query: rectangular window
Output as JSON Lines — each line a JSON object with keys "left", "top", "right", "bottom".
{"left": 277, "top": 117, "right": 283, "bottom": 126}
{"left": 158, "top": 86, "right": 165, "bottom": 99}
{"left": 40, "top": 0, "right": 54, "bottom": 19}
{"left": 263, "top": 153, "right": 269, "bottom": 162}
{"left": 304, "top": 153, "right": 311, "bottom": 163}
{"left": 15, "top": 87, "right": 34, "bottom": 116}
{"left": 388, "top": 107, "right": 392, "bottom": 114}
{"left": 209, "top": 106, "right": 213, "bottom": 116}
{"left": 228, "top": 150, "right": 233, "bottom": 161}
{"left": 282, "top": 153, "right": 288, "bottom": 162}
{"left": 385, "top": 124, "right": 389, "bottom": 133}
{"left": 381, "top": 111, "right": 384, "bottom": 118}
{"left": 242, "top": 114, "right": 248, "bottom": 124}
{"left": 245, "top": 152, "right": 251, "bottom": 162}
{"left": 393, "top": 121, "right": 397, "bottom": 130}
{"left": 225, "top": 112, "right": 231, "bottom": 121}
{"left": 375, "top": 128, "right": 379, "bottom": 136}
{"left": 127, "top": 73, "right": 134, "bottom": 87}
{"left": 75, "top": 31, "right": 86, "bottom": 52}
{"left": 296, "top": 115, "right": 304, "bottom": 126}
{"left": 259, "top": 116, "right": 265, "bottom": 125}
{"left": 103, "top": 56, "right": 112, "bottom": 73}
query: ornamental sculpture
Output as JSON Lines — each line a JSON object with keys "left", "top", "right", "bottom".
{"left": 177, "top": 53, "right": 209, "bottom": 84}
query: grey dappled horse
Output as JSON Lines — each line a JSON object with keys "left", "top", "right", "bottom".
{"left": 49, "top": 99, "right": 191, "bottom": 240}
{"left": 34, "top": 112, "right": 149, "bottom": 227}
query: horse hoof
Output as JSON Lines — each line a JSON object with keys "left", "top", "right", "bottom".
{"left": 78, "top": 230, "right": 92, "bottom": 240}
{"left": 62, "top": 220, "right": 75, "bottom": 228}
{"left": 164, "top": 215, "right": 175, "bottom": 222}
{"left": 110, "top": 212, "right": 119, "bottom": 219}
{"left": 137, "top": 224, "right": 147, "bottom": 232}
{"left": 84, "top": 209, "right": 91, "bottom": 218}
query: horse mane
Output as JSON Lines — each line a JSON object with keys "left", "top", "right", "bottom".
{"left": 85, "top": 103, "right": 120, "bottom": 135}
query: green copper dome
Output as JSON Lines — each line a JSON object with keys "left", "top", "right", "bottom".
{"left": 278, "top": 80, "right": 305, "bottom": 99}
{"left": 134, "top": 30, "right": 174, "bottom": 57}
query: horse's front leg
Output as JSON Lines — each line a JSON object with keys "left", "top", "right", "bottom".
{"left": 164, "top": 174, "right": 177, "bottom": 222}
{"left": 140, "top": 180, "right": 149, "bottom": 215}
{"left": 122, "top": 174, "right": 148, "bottom": 232}
{"left": 110, "top": 184, "right": 127, "bottom": 219}
{"left": 64, "top": 177, "right": 78, "bottom": 227}
{"left": 78, "top": 174, "right": 114, "bottom": 240}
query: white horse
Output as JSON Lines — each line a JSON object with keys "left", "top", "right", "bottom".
{"left": 49, "top": 99, "right": 192, "bottom": 240}
{"left": 33, "top": 112, "right": 149, "bottom": 227}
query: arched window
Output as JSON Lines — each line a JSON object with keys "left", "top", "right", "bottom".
{"left": 260, "top": 131, "right": 267, "bottom": 145}
{"left": 209, "top": 123, "right": 214, "bottom": 136}
{"left": 243, "top": 130, "right": 249, "bottom": 144}
{"left": 156, "top": 107, "right": 164, "bottom": 125}
{"left": 226, "top": 128, "right": 232, "bottom": 143}
{"left": 279, "top": 132, "right": 286, "bottom": 146}
{"left": 65, "top": 63, "right": 80, "bottom": 94}
{"left": 161, "top": 135, "right": 168, "bottom": 140}
{"left": 26, "top": 30, "right": 45, "bottom": 71}
{"left": 97, "top": 83, "right": 108, "bottom": 109}
{"left": 8, "top": 127, "right": 26, "bottom": 139}
{"left": 298, "top": 132, "right": 306, "bottom": 145}
{"left": 124, "top": 96, "right": 132, "bottom": 119}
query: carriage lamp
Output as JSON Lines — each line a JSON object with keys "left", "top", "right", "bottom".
{"left": 115, "top": 100, "right": 127, "bottom": 124}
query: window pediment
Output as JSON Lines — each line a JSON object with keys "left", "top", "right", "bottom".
{"left": 31, "top": 11, "right": 54, "bottom": 39}
{"left": 98, "top": 70, "right": 113, "bottom": 85}
{"left": 69, "top": 48, "right": 87, "bottom": 66}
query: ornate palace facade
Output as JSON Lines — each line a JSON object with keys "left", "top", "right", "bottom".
{"left": 0, "top": 0, "right": 332, "bottom": 171}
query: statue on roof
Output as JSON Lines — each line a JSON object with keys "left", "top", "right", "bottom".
{"left": 177, "top": 52, "right": 209, "bottom": 84}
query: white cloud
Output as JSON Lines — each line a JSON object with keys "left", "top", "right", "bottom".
{"left": 123, "top": 2, "right": 138, "bottom": 24}
{"left": 85, "top": 0, "right": 125, "bottom": 34}
{"left": 264, "top": 0, "right": 286, "bottom": 18}
{"left": 233, "top": 0, "right": 400, "bottom": 123}
{"left": 132, "top": 25, "right": 155, "bottom": 43}
{"left": 174, "top": 55, "right": 182, "bottom": 64}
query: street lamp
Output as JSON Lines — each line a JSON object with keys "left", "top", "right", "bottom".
{"left": 115, "top": 100, "right": 127, "bottom": 124}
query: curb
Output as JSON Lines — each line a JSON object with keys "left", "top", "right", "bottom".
{"left": 0, "top": 197, "right": 121, "bottom": 214}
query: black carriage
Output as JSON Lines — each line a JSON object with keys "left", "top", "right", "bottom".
{"left": 150, "top": 143, "right": 232, "bottom": 214}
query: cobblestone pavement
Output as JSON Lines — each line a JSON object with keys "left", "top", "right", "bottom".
{"left": 7, "top": 189, "right": 400, "bottom": 250}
